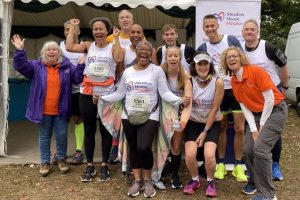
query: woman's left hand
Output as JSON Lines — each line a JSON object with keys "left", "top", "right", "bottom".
{"left": 92, "top": 94, "right": 100, "bottom": 105}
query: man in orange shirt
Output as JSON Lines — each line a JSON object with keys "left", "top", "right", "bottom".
{"left": 220, "top": 46, "right": 287, "bottom": 200}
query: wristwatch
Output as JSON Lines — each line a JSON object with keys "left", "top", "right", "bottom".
{"left": 282, "top": 85, "right": 289, "bottom": 90}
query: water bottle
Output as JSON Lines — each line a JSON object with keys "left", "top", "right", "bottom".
{"left": 173, "top": 119, "right": 181, "bottom": 131}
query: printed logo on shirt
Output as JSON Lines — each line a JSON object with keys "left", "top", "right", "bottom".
{"left": 126, "top": 81, "right": 134, "bottom": 91}
{"left": 88, "top": 56, "right": 96, "bottom": 63}
{"left": 192, "top": 99, "right": 213, "bottom": 109}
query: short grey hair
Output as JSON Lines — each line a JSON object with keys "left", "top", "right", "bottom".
{"left": 40, "top": 41, "right": 64, "bottom": 63}
{"left": 243, "top": 19, "right": 259, "bottom": 32}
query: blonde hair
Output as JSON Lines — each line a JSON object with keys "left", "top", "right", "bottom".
{"left": 220, "top": 46, "right": 250, "bottom": 76}
{"left": 40, "top": 41, "right": 63, "bottom": 63}
{"left": 162, "top": 46, "right": 186, "bottom": 90}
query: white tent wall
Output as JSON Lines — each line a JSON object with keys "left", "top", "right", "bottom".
{"left": 0, "top": 0, "right": 196, "bottom": 157}
{"left": 0, "top": 0, "right": 14, "bottom": 156}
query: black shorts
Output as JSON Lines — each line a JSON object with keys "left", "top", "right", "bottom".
{"left": 184, "top": 120, "right": 221, "bottom": 144}
{"left": 220, "top": 89, "right": 241, "bottom": 114}
{"left": 72, "top": 92, "right": 81, "bottom": 116}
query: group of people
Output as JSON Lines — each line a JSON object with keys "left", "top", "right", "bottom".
{"left": 11, "top": 9, "right": 288, "bottom": 200}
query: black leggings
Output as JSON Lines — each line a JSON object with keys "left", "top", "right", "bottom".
{"left": 272, "top": 137, "right": 282, "bottom": 163}
{"left": 122, "top": 119, "right": 159, "bottom": 170}
{"left": 79, "top": 94, "right": 112, "bottom": 163}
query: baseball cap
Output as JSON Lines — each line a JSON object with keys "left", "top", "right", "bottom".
{"left": 193, "top": 53, "right": 210, "bottom": 63}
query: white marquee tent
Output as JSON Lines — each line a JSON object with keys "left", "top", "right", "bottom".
{"left": 0, "top": 0, "right": 196, "bottom": 156}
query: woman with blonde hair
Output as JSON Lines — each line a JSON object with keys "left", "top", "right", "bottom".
{"left": 220, "top": 46, "right": 287, "bottom": 200}
{"left": 160, "top": 46, "right": 192, "bottom": 189}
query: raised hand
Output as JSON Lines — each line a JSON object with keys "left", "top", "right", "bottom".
{"left": 113, "top": 26, "right": 121, "bottom": 38}
{"left": 70, "top": 18, "right": 80, "bottom": 27}
{"left": 11, "top": 34, "right": 24, "bottom": 50}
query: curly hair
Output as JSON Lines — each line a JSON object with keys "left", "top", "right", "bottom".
{"left": 220, "top": 46, "right": 250, "bottom": 76}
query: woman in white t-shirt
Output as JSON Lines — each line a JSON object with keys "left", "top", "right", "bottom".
{"left": 66, "top": 17, "right": 124, "bottom": 182}
{"left": 99, "top": 41, "right": 187, "bottom": 198}
{"left": 158, "top": 46, "right": 192, "bottom": 189}
{"left": 183, "top": 52, "right": 224, "bottom": 197}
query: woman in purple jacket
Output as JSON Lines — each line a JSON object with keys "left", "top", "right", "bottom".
{"left": 11, "top": 34, "right": 85, "bottom": 177}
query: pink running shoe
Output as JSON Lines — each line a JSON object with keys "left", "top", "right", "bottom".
{"left": 183, "top": 180, "right": 200, "bottom": 195}
{"left": 206, "top": 180, "right": 217, "bottom": 197}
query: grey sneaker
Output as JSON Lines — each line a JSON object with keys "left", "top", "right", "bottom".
{"left": 39, "top": 164, "right": 50, "bottom": 177}
{"left": 144, "top": 180, "right": 156, "bottom": 198}
{"left": 127, "top": 180, "right": 143, "bottom": 197}
{"left": 153, "top": 180, "right": 166, "bottom": 190}
{"left": 72, "top": 151, "right": 83, "bottom": 164}
{"left": 57, "top": 159, "right": 69, "bottom": 174}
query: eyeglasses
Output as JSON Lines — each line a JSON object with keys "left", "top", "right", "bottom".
{"left": 226, "top": 54, "right": 239, "bottom": 60}
{"left": 137, "top": 48, "right": 152, "bottom": 53}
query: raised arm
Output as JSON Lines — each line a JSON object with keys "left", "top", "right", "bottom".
{"left": 66, "top": 19, "right": 90, "bottom": 53}
{"left": 11, "top": 34, "right": 34, "bottom": 79}
{"left": 112, "top": 26, "right": 125, "bottom": 63}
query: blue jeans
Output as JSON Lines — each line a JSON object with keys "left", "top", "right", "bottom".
{"left": 38, "top": 115, "right": 69, "bottom": 164}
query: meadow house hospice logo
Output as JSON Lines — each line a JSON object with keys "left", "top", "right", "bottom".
{"left": 214, "top": 12, "right": 225, "bottom": 21}
{"left": 214, "top": 11, "right": 244, "bottom": 25}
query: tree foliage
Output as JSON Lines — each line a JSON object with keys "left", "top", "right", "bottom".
{"left": 261, "top": 0, "right": 300, "bottom": 50}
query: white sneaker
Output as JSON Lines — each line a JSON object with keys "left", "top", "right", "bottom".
{"left": 153, "top": 180, "right": 166, "bottom": 190}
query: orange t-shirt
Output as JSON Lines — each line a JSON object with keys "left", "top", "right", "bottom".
{"left": 231, "top": 65, "right": 285, "bottom": 113}
{"left": 43, "top": 64, "right": 60, "bottom": 115}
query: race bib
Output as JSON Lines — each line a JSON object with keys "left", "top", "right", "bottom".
{"left": 129, "top": 95, "right": 150, "bottom": 111}
{"left": 86, "top": 63, "right": 109, "bottom": 77}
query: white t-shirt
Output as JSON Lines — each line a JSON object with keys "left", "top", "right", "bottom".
{"left": 161, "top": 44, "right": 190, "bottom": 73}
{"left": 167, "top": 77, "right": 184, "bottom": 97}
{"left": 102, "top": 63, "right": 181, "bottom": 121}
{"left": 60, "top": 41, "right": 84, "bottom": 93}
{"left": 190, "top": 75, "right": 222, "bottom": 123}
{"left": 205, "top": 35, "right": 232, "bottom": 89}
{"left": 243, "top": 39, "right": 280, "bottom": 86}
{"left": 124, "top": 46, "right": 136, "bottom": 69}
{"left": 82, "top": 42, "right": 116, "bottom": 95}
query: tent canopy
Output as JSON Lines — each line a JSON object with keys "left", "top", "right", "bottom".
{"left": 14, "top": 0, "right": 195, "bottom": 9}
